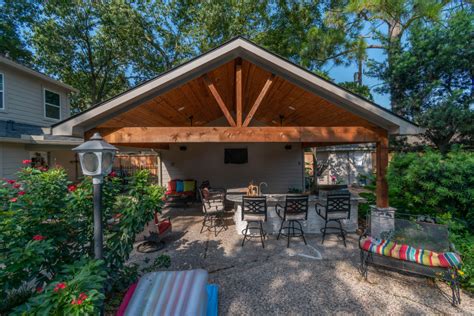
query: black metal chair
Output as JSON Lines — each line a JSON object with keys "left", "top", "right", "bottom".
{"left": 241, "top": 196, "right": 267, "bottom": 248}
{"left": 275, "top": 195, "right": 309, "bottom": 247}
{"left": 198, "top": 188, "right": 227, "bottom": 237}
{"left": 316, "top": 192, "right": 351, "bottom": 247}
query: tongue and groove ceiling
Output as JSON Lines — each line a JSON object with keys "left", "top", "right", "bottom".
{"left": 98, "top": 59, "right": 375, "bottom": 129}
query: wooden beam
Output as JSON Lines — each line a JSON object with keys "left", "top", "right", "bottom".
{"left": 203, "top": 74, "right": 236, "bottom": 127}
{"left": 114, "top": 143, "right": 170, "bottom": 150}
{"left": 301, "top": 141, "right": 370, "bottom": 148}
{"left": 235, "top": 59, "right": 243, "bottom": 127}
{"left": 375, "top": 133, "right": 389, "bottom": 208}
{"left": 92, "top": 126, "right": 382, "bottom": 144}
{"left": 242, "top": 74, "right": 275, "bottom": 127}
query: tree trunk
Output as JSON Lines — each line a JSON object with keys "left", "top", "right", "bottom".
{"left": 387, "top": 20, "right": 403, "bottom": 112}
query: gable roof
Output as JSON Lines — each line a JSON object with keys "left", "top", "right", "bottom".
{"left": 0, "top": 55, "right": 78, "bottom": 93}
{"left": 51, "top": 37, "right": 421, "bottom": 137}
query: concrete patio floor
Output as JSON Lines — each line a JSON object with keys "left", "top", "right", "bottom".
{"left": 128, "top": 205, "right": 474, "bottom": 315}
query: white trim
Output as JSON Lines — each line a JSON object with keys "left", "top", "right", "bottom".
{"left": 0, "top": 56, "right": 78, "bottom": 92}
{"left": 43, "top": 88, "right": 61, "bottom": 121}
{"left": 52, "top": 38, "right": 421, "bottom": 136}
{"left": 0, "top": 72, "right": 4, "bottom": 111}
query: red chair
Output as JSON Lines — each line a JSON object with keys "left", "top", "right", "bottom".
{"left": 136, "top": 212, "right": 172, "bottom": 253}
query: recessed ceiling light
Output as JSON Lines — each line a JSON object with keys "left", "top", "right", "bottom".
{"left": 271, "top": 120, "right": 277, "bottom": 124}
{"left": 178, "top": 106, "right": 185, "bottom": 111}
{"left": 288, "top": 106, "right": 296, "bottom": 111}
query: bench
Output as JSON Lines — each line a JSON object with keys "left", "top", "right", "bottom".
{"left": 165, "top": 179, "right": 197, "bottom": 207}
{"left": 359, "top": 212, "right": 462, "bottom": 306}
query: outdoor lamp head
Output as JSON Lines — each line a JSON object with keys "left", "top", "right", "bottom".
{"left": 73, "top": 133, "right": 118, "bottom": 177}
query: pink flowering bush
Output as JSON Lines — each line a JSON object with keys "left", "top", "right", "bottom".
{"left": 12, "top": 259, "right": 106, "bottom": 315}
{"left": 0, "top": 165, "right": 165, "bottom": 313}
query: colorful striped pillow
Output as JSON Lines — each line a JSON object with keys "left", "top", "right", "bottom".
{"left": 360, "top": 236, "right": 462, "bottom": 269}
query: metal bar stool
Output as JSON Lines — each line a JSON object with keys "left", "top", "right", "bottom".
{"left": 316, "top": 192, "right": 351, "bottom": 247}
{"left": 241, "top": 196, "right": 267, "bottom": 248}
{"left": 275, "top": 195, "right": 309, "bottom": 247}
{"left": 199, "top": 188, "right": 227, "bottom": 237}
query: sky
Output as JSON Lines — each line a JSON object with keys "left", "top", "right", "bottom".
{"left": 323, "top": 21, "right": 392, "bottom": 109}
{"left": 328, "top": 48, "right": 391, "bottom": 109}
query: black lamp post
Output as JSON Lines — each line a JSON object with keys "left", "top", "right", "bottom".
{"left": 73, "top": 133, "right": 117, "bottom": 259}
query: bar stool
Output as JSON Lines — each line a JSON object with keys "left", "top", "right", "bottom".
{"left": 316, "top": 192, "right": 351, "bottom": 247}
{"left": 275, "top": 195, "right": 309, "bottom": 247}
{"left": 241, "top": 196, "right": 267, "bottom": 248}
{"left": 199, "top": 187, "right": 227, "bottom": 237}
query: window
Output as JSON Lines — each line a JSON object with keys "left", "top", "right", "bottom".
{"left": 44, "top": 89, "right": 60, "bottom": 119}
{"left": 0, "top": 73, "right": 4, "bottom": 109}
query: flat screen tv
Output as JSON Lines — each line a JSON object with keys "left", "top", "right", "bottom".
{"left": 224, "top": 148, "right": 248, "bottom": 164}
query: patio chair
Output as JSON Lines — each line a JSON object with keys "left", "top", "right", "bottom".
{"left": 275, "top": 195, "right": 309, "bottom": 247}
{"left": 241, "top": 196, "right": 267, "bottom": 248}
{"left": 316, "top": 192, "right": 351, "bottom": 247}
{"left": 136, "top": 211, "right": 172, "bottom": 253}
{"left": 198, "top": 187, "right": 227, "bottom": 237}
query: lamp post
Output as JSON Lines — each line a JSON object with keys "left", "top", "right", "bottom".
{"left": 73, "top": 133, "right": 117, "bottom": 259}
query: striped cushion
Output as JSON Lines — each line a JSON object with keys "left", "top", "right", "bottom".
{"left": 123, "top": 270, "right": 209, "bottom": 316}
{"left": 360, "top": 236, "right": 462, "bottom": 269}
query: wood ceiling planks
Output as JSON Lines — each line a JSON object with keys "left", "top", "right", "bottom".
{"left": 96, "top": 58, "right": 376, "bottom": 129}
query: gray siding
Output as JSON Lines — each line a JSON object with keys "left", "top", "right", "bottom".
{"left": 0, "top": 143, "right": 29, "bottom": 179}
{"left": 0, "top": 63, "right": 71, "bottom": 126}
{"left": 160, "top": 143, "right": 304, "bottom": 193}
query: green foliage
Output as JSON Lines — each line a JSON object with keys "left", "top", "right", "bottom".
{"left": 387, "top": 150, "right": 474, "bottom": 291}
{"left": 387, "top": 150, "right": 474, "bottom": 225}
{"left": 12, "top": 259, "right": 106, "bottom": 316}
{"left": 0, "top": 166, "right": 165, "bottom": 313}
{"left": 374, "top": 8, "right": 474, "bottom": 151}
{"left": 338, "top": 81, "right": 374, "bottom": 100}
{"left": 0, "top": 0, "right": 38, "bottom": 64}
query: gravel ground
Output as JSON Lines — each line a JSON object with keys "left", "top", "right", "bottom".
{"left": 128, "top": 205, "right": 474, "bottom": 315}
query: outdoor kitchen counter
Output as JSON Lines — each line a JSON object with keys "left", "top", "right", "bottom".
{"left": 226, "top": 193, "right": 364, "bottom": 235}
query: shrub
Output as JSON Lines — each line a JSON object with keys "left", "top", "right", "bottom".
{"left": 387, "top": 149, "right": 474, "bottom": 227}
{"left": 0, "top": 165, "right": 165, "bottom": 313}
{"left": 386, "top": 149, "right": 474, "bottom": 291}
{"left": 11, "top": 259, "right": 106, "bottom": 316}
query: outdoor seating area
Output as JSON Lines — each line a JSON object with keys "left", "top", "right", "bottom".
{"left": 127, "top": 204, "right": 474, "bottom": 315}
{"left": 359, "top": 212, "right": 464, "bottom": 306}
{"left": 165, "top": 179, "right": 197, "bottom": 207}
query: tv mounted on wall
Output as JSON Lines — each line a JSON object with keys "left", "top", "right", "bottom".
{"left": 224, "top": 148, "right": 248, "bottom": 164}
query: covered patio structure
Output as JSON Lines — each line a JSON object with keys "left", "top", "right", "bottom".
{"left": 51, "top": 37, "right": 420, "bottom": 211}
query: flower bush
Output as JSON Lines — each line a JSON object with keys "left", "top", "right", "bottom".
{"left": 12, "top": 259, "right": 106, "bottom": 316}
{"left": 0, "top": 165, "right": 165, "bottom": 313}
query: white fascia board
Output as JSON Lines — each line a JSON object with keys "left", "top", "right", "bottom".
{"left": 52, "top": 38, "right": 421, "bottom": 137}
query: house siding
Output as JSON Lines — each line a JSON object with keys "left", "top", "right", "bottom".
{"left": 0, "top": 63, "right": 71, "bottom": 126}
{"left": 160, "top": 143, "right": 304, "bottom": 193}
{"left": 0, "top": 143, "right": 29, "bottom": 179}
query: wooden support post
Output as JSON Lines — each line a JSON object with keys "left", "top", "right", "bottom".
{"left": 235, "top": 59, "right": 242, "bottom": 127}
{"left": 375, "top": 134, "right": 389, "bottom": 208}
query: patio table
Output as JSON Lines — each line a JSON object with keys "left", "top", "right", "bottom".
{"left": 226, "top": 193, "right": 364, "bottom": 235}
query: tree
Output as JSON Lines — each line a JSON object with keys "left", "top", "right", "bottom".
{"left": 0, "top": 1, "right": 38, "bottom": 64}
{"left": 345, "top": 0, "right": 448, "bottom": 109}
{"left": 338, "top": 81, "right": 374, "bottom": 100}
{"left": 30, "top": 1, "right": 183, "bottom": 111}
{"left": 381, "top": 9, "right": 474, "bottom": 152}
